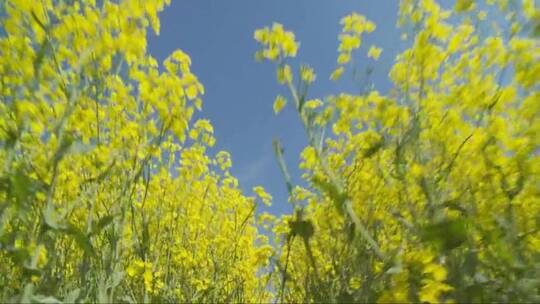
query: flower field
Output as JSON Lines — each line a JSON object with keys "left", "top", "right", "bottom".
{"left": 0, "top": 0, "right": 538, "bottom": 303}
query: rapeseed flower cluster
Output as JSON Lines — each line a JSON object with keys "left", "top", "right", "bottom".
{"left": 0, "top": 0, "right": 272, "bottom": 302}
{"left": 332, "top": 12, "right": 378, "bottom": 80}
{"left": 255, "top": 0, "right": 539, "bottom": 302}
{"left": 254, "top": 23, "right": 299, "bottom": 62}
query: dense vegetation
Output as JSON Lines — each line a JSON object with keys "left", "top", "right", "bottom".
{"left": 0, "top": 0, "right": 538, "bottom": 303}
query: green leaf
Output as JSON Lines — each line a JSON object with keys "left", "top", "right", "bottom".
{"left": 336, "top": 291, "right": 354, "bottom": 303}
{"left": 10, "top": 168, "right": 46, "bottom": 207}
{"left": 53, "top": 133, "right": 76, "bottom": 164}
{"left": 110, "top": 269, "right": 124, "bottom": 289}
{"left": 11, "top": 169, "right": 32, "bottom": 205}
{"left": 463, "top": 250, "right": 478, "bottom": 276}
{"left": 386, "top": 258, "right": 403, "bottom": 274}
{"left": 62, "top": 224, "right": 95, "bottom": 257}
{"left": 516, "top": 278, "right": 540, "bottom": 295}
{"left": 97, "top": 277, "right": 109, "bottom": 303}
{"left": 120, "top": 296, "right": 135, "bottom": 304}
{"left": 22, "top": 265, "right": 42, "bottom": 278}
{"left": 4, "top": 126, "right": 18, "bottom": 148}
{"left": 273, "top": 138, "right": 294, "bottom": 196}
{"left": 421, "top": 218, "right": 467, "bottom": 251}
{"left": 33, "top": 39, "right": 50, "bottom": 75}
{"left": 8, "top": 247, "right": 31, "bottom": 266}
{"left": 30, "top": 10, "right": 48, "bottom": 31}
{"left": 21, "top": 283, "right": 34, "bottom": 304}
{"left": 464, "top": 283, "right": 484, "bottom": 302}
{"left": 298, "top": 94, "right": 306, "bottom": 113}
{"left": 64, "top": 288, "right": 81, "bottom": 304}
{"left": 33, "top": 295, "right": 62, "bottom": 304}
{"left": 90, "top": 215, "right": 114, "bottom": 235}
{"left": 43, "top": 204, "right": 60, "bottom": 230}
{"left": 289, "top": 219, "right": 314, "bottom": 240}
{"left": 311, "top": 175, "right": 346, "bottom": 212}
{"left": 362, "top": 139, "right": 384, "bottom": 158}
{"left": 443, "top": 199, "right": 467, "bottom": 214}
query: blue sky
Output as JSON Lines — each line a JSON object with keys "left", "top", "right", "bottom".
{"left": 147, "top": 0, "right": 404, "bottom": 216}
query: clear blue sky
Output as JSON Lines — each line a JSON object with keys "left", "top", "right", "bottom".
{"left": 147, "top": 1, "right": 405, "bottom": 215}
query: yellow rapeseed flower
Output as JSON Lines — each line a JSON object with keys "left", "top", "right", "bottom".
{"left": 273, "top": 95, "right": 287, "bottom": 114}
{"left": 368, "top": 45, "right": 382, "bottom": 60}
